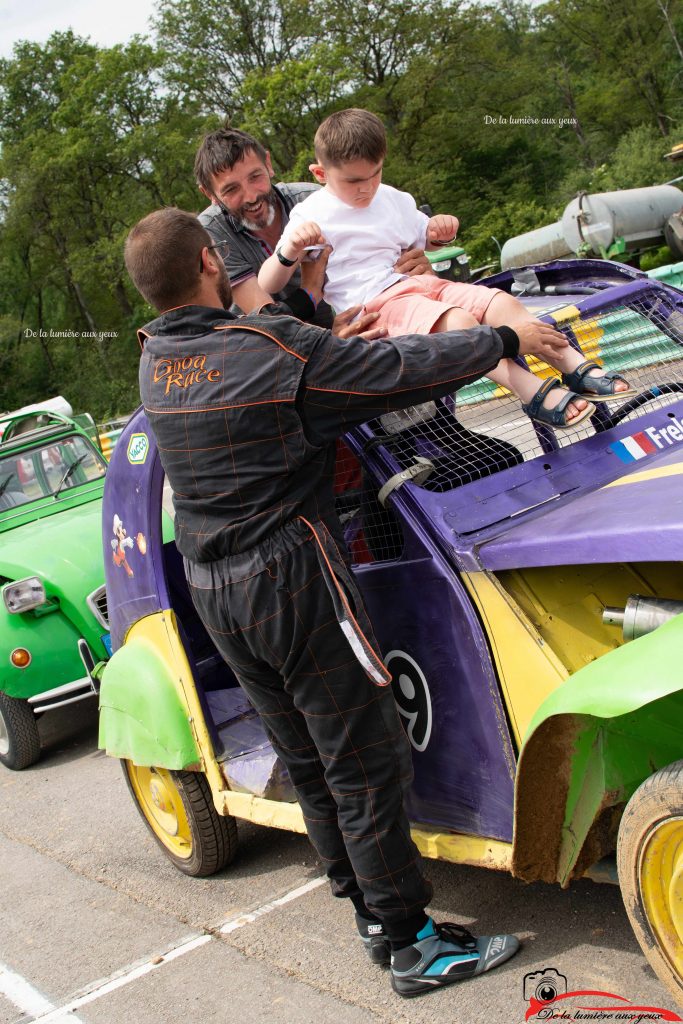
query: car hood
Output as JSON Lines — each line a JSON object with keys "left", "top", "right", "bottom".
{"left": 0, "top": 498, "right": 104, "bottom": 598}
{"left": 477, "top": 444, "right": 683, "bottom": 569}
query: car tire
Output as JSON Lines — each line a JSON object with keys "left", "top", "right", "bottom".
{"left": 0, "top": 693, "right": 41, "bottom": 770}
{"left": 617, "top": 760, "right": 683, "bottom": 1003}
{"left": 122, "top": 760, "right": 238, "bottom": 877}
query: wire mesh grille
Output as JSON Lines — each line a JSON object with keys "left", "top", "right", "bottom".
{"left": 448, "top": 288, "right": 683, "bottom": 469}
{"left": 338, "top": 282, "right": 683, "bottom": 564}
{"left": 334, "top": 442, "right": 404, "bottom": 565}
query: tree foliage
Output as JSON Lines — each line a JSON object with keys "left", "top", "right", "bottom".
{"left": 1, "top": 0, "right": 682, "bottom": 416}
{"left": 0, "top": 32, "right": 212, "bottom": 415}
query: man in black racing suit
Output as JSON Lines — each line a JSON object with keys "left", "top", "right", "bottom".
{"left": 125, "top": 206, "right": 566, "bottom": 998}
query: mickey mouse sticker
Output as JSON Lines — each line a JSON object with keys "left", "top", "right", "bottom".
{"left": 111, "top": 514, "right": 147, "bottom": 578}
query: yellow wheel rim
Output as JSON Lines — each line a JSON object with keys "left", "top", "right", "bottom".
{"left": 127, "top": 764, "right": 193, "bottom": 860}
{"left": 639, "top": 816, "right": 683, "bottom": 974}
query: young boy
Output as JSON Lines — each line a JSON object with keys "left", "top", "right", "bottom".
{"left": 258, "top": 109, "right": 633, "bottom": 428}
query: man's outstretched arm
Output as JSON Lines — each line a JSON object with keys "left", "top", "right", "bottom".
{"left": 297, "top": 323, "right": 516, "bottom": 445}
{"left": 297, "top": 318, "right": 566, "bottom": 445}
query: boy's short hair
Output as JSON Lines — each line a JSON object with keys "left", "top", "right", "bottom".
{"left": 125, "top": 207, "right": 211, "bottom": 312}
{"left": 314, "top": 109, "right": 387, "bottom": 167}
{"left": 194, "top": 127, "right": 268, "bottom": 193}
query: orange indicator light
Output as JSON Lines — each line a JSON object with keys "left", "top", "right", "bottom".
{"left": 10, "top": 648, "right": 31, "bottom": 668}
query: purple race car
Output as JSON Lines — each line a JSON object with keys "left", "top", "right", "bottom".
{"left": 98, "top": 260, "right": 683, "bottom": 1003}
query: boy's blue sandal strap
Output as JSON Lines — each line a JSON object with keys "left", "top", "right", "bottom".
{"left": 561, "top": 359, "right": 636, "bottom": 401}
{"left": 521, "top": 377, "right": 595, "bottom": 428}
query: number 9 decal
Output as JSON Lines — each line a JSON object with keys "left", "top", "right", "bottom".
{"left": 385, "top": 650, "right": 432, "bottom": 752}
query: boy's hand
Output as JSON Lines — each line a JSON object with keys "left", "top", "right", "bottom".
{"left": 394, "top": 248, "right": 433, "bottom": 277}
{"left": 427, "top": 214, "right": 459, "bottom": 246}
{"left": 515, "top": 320, "right": 569, "bottom": 360}
{"left": 281, "top": 221, "right": 326, "bottom": 261}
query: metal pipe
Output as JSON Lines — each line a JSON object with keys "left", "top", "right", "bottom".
{"left": 602, "top": 596, "right": 683, "bottom": 641}
{"left": 27, "top": 675, "right": 93, "bottom": 703}
{"left": 31, "top": 691, "right": 98, "bottom": 714}
{"left": 602, "top": 607, "right": 626, "bottom": 629}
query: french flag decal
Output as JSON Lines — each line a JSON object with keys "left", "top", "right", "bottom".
{"left": 610, "top": 431, "right": 658, "bottom": 463}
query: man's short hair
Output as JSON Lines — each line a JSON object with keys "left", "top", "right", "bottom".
{"left": 314, "top": 109, "right": 387, "bottom": 167}
{"left": 124, "top": 208, "right": 211, "bottom": 311}
{"left": 194, "top": 127, "right": 268, "bottom": 193}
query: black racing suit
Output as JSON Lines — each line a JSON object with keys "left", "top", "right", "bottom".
{"left": 138, "top": 304, "right": 518, "bottom": 937}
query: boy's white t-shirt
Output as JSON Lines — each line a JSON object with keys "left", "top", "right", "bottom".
{"left": 280, "top": 183, "right": 430, "bottom": 312}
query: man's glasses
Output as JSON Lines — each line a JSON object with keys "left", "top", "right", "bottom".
{"left": 199, "top": 240, "right": 230, "bottom": 273}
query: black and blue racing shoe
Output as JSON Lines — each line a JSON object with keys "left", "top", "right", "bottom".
{"left": 390, "top": 918, "right": 520, "bottom": 998}
{"left": 355, "top": 913, "right": 391, "bottom": 966}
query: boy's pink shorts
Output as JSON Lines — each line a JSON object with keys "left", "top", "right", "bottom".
{"left": 364, "top": 274, "right": 502, "bottom": 336}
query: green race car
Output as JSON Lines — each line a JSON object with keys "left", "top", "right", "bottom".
{"left": 0, "top": 406, "right": 110, "bottom": 769}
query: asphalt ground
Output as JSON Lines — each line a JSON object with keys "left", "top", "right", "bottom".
{"left": 8, "top": 382, "right": 683, "bottom": 1024}
{"left": 0, "top": 701, "right": 680, "bottom": 1024}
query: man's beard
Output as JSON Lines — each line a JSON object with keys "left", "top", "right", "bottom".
{"left": 237, "top": 189, "right": 278, "bottom": 231}
{"left": 217, "top": 262, "right": 233, "bottom": 309}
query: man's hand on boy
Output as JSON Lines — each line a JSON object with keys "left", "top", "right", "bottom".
{"left": 332, "top": 306, "right": 387, "bottom": 341}
{"left": 299, "top": 250, "right": 386, "bottom": 339}
{"left": 281, "top": 220, "right": 326, "bottom": 261}
{"left": 426, "top": 214, "right": 459, "bottom": 247}
{"left": 394, "top": 248, "right": 433, "bottom": 277}
{"left": 515, "top": 320, "right": 569, "bottom": 360}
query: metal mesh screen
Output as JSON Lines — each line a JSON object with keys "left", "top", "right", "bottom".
{"left": 445, "top": 287, "right": 683, "bottom": 471}
{"left": 339, "top": 282, "right": 683, "bottom": 563}
{"left": 335, "top": 441, "right": 404, "bottom": 564}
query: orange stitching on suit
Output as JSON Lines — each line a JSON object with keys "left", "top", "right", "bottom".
{"left": 214, "top": 323, "right": 308, "bottom": 363}
{"left": 157, "top": 427, "right": 302, "bottom": 453}
{"left": 143, "top": 397, "right": 295, "bottom": 414}
{"left": 136, "top": 327, "right": 151, "bottom": 352}
{"left": 307, "top": 369, "right": 486, "bottom": 397}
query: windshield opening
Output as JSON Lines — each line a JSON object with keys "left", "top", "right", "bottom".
{"left": 0, "top": 435, "right": 106, "bottom": 510}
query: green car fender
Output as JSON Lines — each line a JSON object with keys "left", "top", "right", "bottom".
{"left": 98, "top": 613, "right": 201, "bottom": 770}
{"left": 0, "top": 609, "right": 85, "bottom": 699}
{"left": 512, "top": 613, "right": 683, "bottom": 886}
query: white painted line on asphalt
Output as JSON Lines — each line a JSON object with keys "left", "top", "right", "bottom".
{"left": 0, "top": 959, "right": 83, "bottom": 1021}
{"left": 8, "top": 876, "right": 325, "bottom": 1022}
{"left": 220, "top": 875, "right": 327, "bottom": 934}
{"left": 30, "top": 934, "right": 211, "bottom": 1023}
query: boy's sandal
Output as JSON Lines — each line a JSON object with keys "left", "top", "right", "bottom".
{"left": 521, "top": 378, "right": 596, "bottom": 429}
{"left": 561, "top": 360, "right": 636, "bottom": 402}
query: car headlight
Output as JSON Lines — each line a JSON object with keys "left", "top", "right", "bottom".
{"left": 3, "top": 577, "right": 47, "bottom": 614}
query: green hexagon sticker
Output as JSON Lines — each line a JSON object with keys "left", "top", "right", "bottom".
{"left": 127, "top": 432, "right": 149, "bottom": 465}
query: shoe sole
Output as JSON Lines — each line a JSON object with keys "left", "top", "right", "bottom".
{"left": 391, "top": 972, "right": 467, "bottom": 998}
{"left": 576, "top": 389, "right": 637, "bottom": 403}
